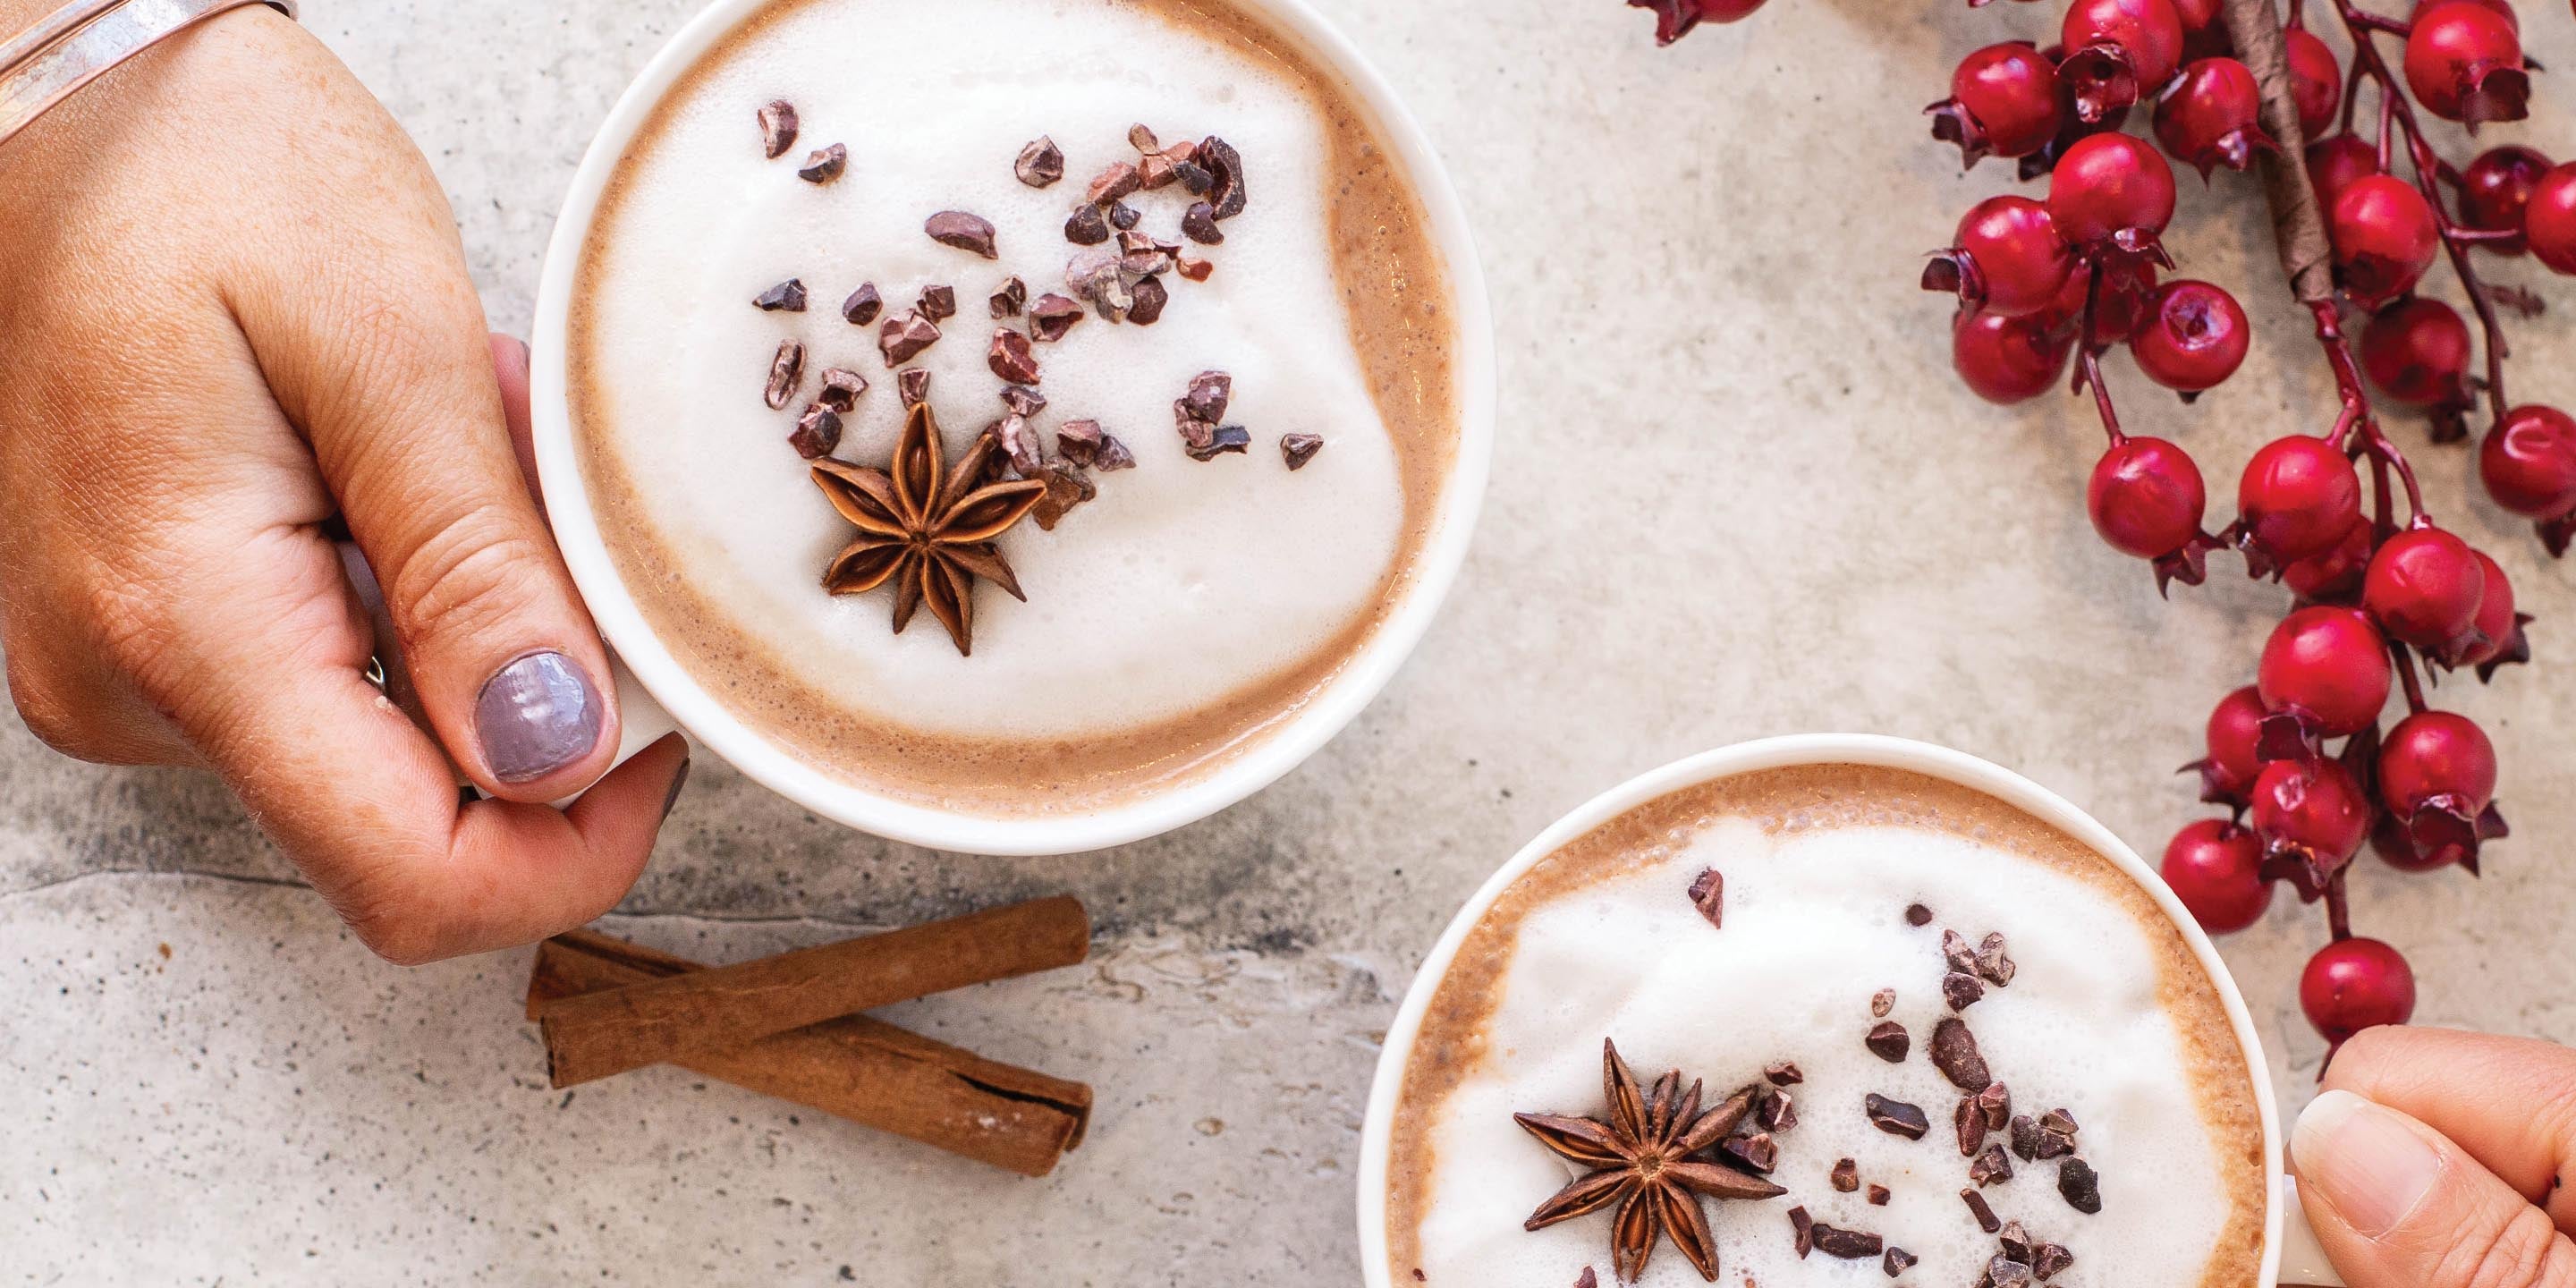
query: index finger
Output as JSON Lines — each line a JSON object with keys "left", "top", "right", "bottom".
{"left": 2326, "top": 1025, "right": 2576, "bottom": 1225}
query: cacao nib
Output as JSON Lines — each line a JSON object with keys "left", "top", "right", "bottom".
{"left": 1868, "top": 1183, "right": 1891, "bottom": 1208}
{"left": 918, "top": 285, "right": 957, "bottom": 323}
{"left": 1943, "top": 929, "right": 1979, "bottom": 975}
{"left": 1016, "top": 136, "right": 1064, "bottom": 188}
{"left": 1086, "top": 161, "right": 1141, "bottom": 206}
{"left": 1182, "top": 201, "right": 1224, "bottom": 245}
{"left": 755, "top": 278, "right": 809, "bottom": 312}
{"left": 1127, "top": 123, "right": 1161, "bottom": 153}
{"left": 988, "top": 328, "right": 1042, "bottom": 385}
{"left": 897, "top": 367, "right": 931, "bottom": 408}
{"left": 1871, "top": 987, "right": 1896, "bottom": 1019}
{"left": 1092, "top": 431, "right": 1137, "bottom": 471}
{"left": 1182, "top": 371, "right": 1233, "bottom": 422}
{"left": 1065, "top": 203, "right": 1113, "bottom": 246}
{"left": 1976, "top": 933, "right": 2017, "bottom": 987}
{"left": 1173, "top": 158, "right": 1215, "bottom": 194}
{"left": 1954, "top": 1096, "right": 1989, "bottom": 1157}
{"left": 1031, "top": 461, "right": 1095, "bottom": 531}
{"left": 1757, "top": 1086, "right": 1797, "bottom": 1132}
{"left": 992, "top": 413, "right": 1045, "bottom": 478}
{"left": 1107, "top": 200, "right": 1141, "bottom": 232}
{"left": 1884, "top": 1247, "right": 1918, "bottom": 1276}
{"left": 2032, "top": 1242, "right": 2075, "bottom": 1279}
{"left": 1928, "top": 1017, "right": 1990, "bottom": 1090}
{"left": 1865, "top": 1094, "right": 1929, "bottom": 1140}
{"left": 1764, "top": 1061, "right": 1804, "bottom": 1087}
{"left": 878, "top": 310, "right": 941, "bottom": 367}
{"left": 1905, "top": 902, "right": 1934, "bottom": 927}
{"left": 1029, "top": 293, "right": 1085, "bottom": 343}
{"left": 990, "top": 275, "right": 1028, "bottom": 318}
{"left": 764, "top": 339, "right": 806, "bottom": 411}
{"left": 1962, "top": 1187, "right": 2002, "bottom": 1233}
{"left": 1198, "top": 135, "right": 1246, "bottom": 219}
{"left": 1830, "top": 1158, "right": 1860, "bottom": 1192}
{"left": 1140, "top": 152, "right": 1176, "bottom": 190}
{"left": 1970, "top": 1144, "right": 2015, "bottom": 1187}
{"left": 1687, "top": 869, "right": 1724, "bottom": 928}
{"left": 1944, "top": 971, "right": 1987, "bottom": 1012}
{"left": 1999, "top": 1222, "right": 2035, "bottom": 1262}
{"left": 1984, "top": 1255, "right": 2036, "bottom": 1288}
{"left": 798, "top": 143, "right": 847, "bottom": 183}
{"left": 1573, "top": 1271, "right": 1595, "bottom": 1288}
{"left": 1865, "top": 1021, "right": 1910, "bottom": 1063}
{"left": 1811, "top": 1224, "right": 1884, "bottom": 1260}
{"left": 842, "top": 282, "right": 883, "bottom": 326}
{"left": 2039, "top": 1108, "right": 2080, "bottom": 1140}
{"left": 818, "top": 367, "right": 868, "bottom": 413}
{"left": 1127, "top": 275, "right": 1169, "bottom": 325}
{"left": 927, "top": 211, "right": 999, "bottom": 259}
{"left": 1977, "top": 1081, "right": 2012, "bottom": 1131}
{"left": 1720, "top": 1131, "right": 1777, "bottom": 1174}
{"left": 1066, "top": 248, "right": 1133, "bottom": 319}
{"left": 2057, "top": 1157, "right": 2103, "bottom": 1215}
{"left": 1280, "top": 432, "right": 1325, "bottom": 470}
{"left": 1789, "top": 1206, "right": 1814, "bottom": 1259}
{"left": 1175, "top": 253, "right": 1215, "bottom": 283}
{"left": 1000, "top": 384, "right": 1047, "bottom": 418}
{"left": 1056, "top": 419, "right": 1104, "bottom": 466}
{"left": 758, "top": 100, "right": 799, "bottom": 159}
{"left": 1185, "top": 425, "right": 1250, "bottom": 461}
{"left": 789, "top": 404, "right": 843, "bottom": 459}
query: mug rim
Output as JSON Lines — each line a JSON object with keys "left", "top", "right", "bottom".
{"left": 527, "top": 0, "right": 1496, "bottom": 857}
{"left": 1352, "top": 733, "right": 2288, "bottom": 1286}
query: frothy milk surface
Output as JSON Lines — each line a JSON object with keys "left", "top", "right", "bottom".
{"left": 1385, "top": 766, "right": 2266, "bottom": 1288}
{"left": 572, "top": 0, "right": 1457, "bottom": 809}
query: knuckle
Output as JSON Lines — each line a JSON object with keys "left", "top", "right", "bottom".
{"left": 386, "top": 505, "right": 554, "bottom": 648}
{"left": 2451, "top": 1203, "right": 2575, "bottom": 1288}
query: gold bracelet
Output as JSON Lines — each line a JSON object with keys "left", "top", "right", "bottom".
{"left": 0, "top": 0, "right": 297, "bottom": 148}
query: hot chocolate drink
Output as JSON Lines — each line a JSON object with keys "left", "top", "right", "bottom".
{"left": 1383, "top": 765, "right": 2267, "bottom": 1286}
{"left": 567, "top": 0, "right": 1463, "bottom": 816}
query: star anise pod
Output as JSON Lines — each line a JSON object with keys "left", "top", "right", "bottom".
{"left": 810, "top": 401, "right": 1045, "bottom": 657}
{"left": 1513, "top": 1040, "right": 1787, "bottom": 1283}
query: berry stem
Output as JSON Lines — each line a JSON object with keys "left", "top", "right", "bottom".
{"left": 2390, "top": 637, "right": 2432, "bottom": 715}
{"left": 2329, "top": 0, "right": 2514, "bottom": 419}
{"left": 2324, "top": 868, "right": 2354, "bottom": 943}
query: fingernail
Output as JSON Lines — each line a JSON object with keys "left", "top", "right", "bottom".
{"left": 2293, "top": 1089, "right": 2445, "bottom": 1238}
{"left": 660, "top": 753, "right": 691, "bottom": 823}
{"left": 494, "top": 334, "right": 530, "bottom": 380}
{"left": 475, "top": 651, "right": 605, "bottom": 784}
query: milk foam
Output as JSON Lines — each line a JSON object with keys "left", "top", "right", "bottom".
{"left": 1409, "top": 818, "right": 2240, "bottom": 1286}
{"left": 580, "top": 0, "right": 1410, "bottom": 740}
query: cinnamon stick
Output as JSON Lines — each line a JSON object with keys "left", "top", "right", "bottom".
{"left": 530, "top": 930, "right": 1091, "bottom": 1177}
{"left": 537, "top": 895, "right": 1090, "bottom": 1088}
{"left": 2221, "top": 0, "right": 2337, "bottom": 303}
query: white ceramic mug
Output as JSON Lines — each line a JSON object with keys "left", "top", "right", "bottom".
{"left": 523, "top": 0, "right": 1495, "bottom": 856}
{"left": 1354, "top": 734, "right": 2344, "bottom": 1287}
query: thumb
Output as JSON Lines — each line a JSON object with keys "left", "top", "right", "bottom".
{"left": 2292, "top": 1089, "right": 2576, "bottom": 1288}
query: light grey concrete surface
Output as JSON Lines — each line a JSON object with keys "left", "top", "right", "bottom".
{"left": 6, "top": 1, "right": 2576, "bottom": 1283}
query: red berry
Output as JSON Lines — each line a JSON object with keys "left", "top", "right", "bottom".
{"left": 2404, "top": 1, "right": 2529, "bottom": 128}
{"left": 2285, "top": 27, "right": 2343, "bottom": 140}
{"left": 2307, "top": 134, "right": 2383, "bottom": 214}
{"left": 2199, "top": 684, "right": 2270, "bottom": 800}
{"left": 2252, "top": 757, "right": 2374, "bottom": 863}
{"left": 2154, "top": 58, "right": 2274, "bottom": 178}
{"left": 2301, "top": 937, "right": 2417, "bottom": 1045}
{"left": 2238, "top": 436, "right": 2363, "bottom": 565}
{"left": 2363, "top": 527, "right": 2487, "bottom": 653}
{"left": 1953, "top": 310, "right": 2075, "bottom": 405}
{"left": 2412, "top": 0, "right": 2521, "bottom": 33}
{"left": 1925, "top": 197, "right": 2077, "bottom": 318}
{"left": 2459, "top": 549, "right": 2524, "bottom": 669}
{"left": 2089, "top": 436, "right": 2207, "bottom": 557}
{"left": 2129, "top": 280, "right": 2249, "bottom": 392}
{"left": 2375, "top": 809, "right": 2454, "bottom": 872}
{"left": 2360, "top": 298, "right": 2473, "bottom": 407}
{"left": 2379, "top": 710, "right": 2499, "bottom": 818}
{"left": 2459, "top": 146, "right": 2553, "bottom": 256}
{"left": 2258, "top": 606, "right": 2392, "bottom": 737}
{"left": 2282, "top": 517, "right": 2377, "bottom": 605}
{"left": 2060, "top": 0, "right": 2188, "bottom": 123}
{"left": 2162, "top": 819, "right": 2272, "bottom": 933}
{"left": 2048, "top": 132, "right": 2180, "bottom": 244}
{"left": 2479, "top": 404, "right": 2576, "bottom": 518}
{"left": 1929, "top": 43, "right": 2064, "bottom": 166}
{"left": 2528, "top": 162, "right": 2576, "bottom": 275}
{"left": 2330, "top": 175, "right": 2442, "bottom": 307}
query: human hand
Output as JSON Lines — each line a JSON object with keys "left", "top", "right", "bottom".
{"left": 2293, "top": 1026, "right": 2576, "bottom": 1287}
{"left": 0, "top": 8, "right": 689, "bottom": 963}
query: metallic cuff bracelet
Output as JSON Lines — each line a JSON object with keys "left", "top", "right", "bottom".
{"left": 0, "top": 0, "right": 296, "bottom": 148}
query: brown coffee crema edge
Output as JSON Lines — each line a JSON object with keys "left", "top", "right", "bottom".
{"left": 1384, "top": 765, "right": 2267, "bottom": 1288}
{"left": 568, "top": 0, "right": 1462, "bottom": 817}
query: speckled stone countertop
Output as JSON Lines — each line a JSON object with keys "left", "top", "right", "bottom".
{"left": 6, "top": 1, "right": 2575, "bottom": 1283}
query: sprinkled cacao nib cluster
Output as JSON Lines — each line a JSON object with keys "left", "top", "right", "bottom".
{"left": 731, "top": 104, "right": 1334, "bottom": 648}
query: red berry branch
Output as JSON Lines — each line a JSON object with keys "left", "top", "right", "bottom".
{"left": 1623, "top": 0, "right": 2571, "bottom": 1063}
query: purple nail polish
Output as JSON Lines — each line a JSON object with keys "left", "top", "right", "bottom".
{"left": 475, "top": 651, "right": 605, "bottom": 784}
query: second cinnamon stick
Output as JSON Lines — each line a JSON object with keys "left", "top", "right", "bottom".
{"left": 537, "top": 895, "right": 1090, "bottom": 1088}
